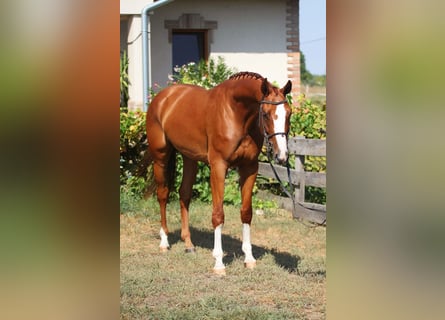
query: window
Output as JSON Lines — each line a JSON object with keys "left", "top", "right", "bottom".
{"left": 172, "top": 30, "right": 208, "bottom": 70}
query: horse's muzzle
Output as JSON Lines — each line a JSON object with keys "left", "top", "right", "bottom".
{"left": 274, "top": 151, "right": 288, "bottom": 165}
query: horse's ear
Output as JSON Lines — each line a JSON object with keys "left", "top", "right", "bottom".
{"left": 261, "top": 78, "right": 270, "bottom": 96}
{"left": 281, "top": 80, "right": 292, "bottom": 95}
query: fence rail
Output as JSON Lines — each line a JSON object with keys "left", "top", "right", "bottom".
{"left": 258, "top": 136, "right": 326, "bottom": 224}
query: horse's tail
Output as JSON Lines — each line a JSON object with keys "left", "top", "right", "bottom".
{"left": 138, "top": 147, "right": 178, "bottom": 199}
{"left": 166, "top": 148, "right": 178, "bottom": 193}
{"left": 136, "top": 149, "right": 155, "bottom": 197}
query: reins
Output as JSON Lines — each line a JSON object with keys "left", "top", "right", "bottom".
{"left": 259, "top": 99, "right": 322, "bottom": 228}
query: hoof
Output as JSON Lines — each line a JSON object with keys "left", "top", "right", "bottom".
{"left": 213, "top": 268, "right": 226, "bottom": 276}
{"left": 159, "top": 246, "right": 169, "bottom": 253}
{"left": 244, "top": 261, "right": 256, "bottom": 269}
{"left": 185, "top": 247, "right": 196, "bottom": 253}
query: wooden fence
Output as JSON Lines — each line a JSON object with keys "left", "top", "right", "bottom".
{"left": 258, "top": 136, "right": 326, "bottom": 225}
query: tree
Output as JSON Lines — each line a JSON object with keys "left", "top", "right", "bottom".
{"left": 300, "top": 51, "right": 313, "bottom": 85}
{"left": 300, "top": 52, "right": 326, "bottom": 86}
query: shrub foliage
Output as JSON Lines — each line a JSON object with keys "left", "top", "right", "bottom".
{"left": 290, "top": 95, "right": 326, "bottom": 204}
{"left": 120, "top": 109, "right": 147, "bottom": 197}
{"left": 120, "top": 51, "right": 130, "bottom": 108}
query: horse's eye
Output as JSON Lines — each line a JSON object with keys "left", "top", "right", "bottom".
{"left": 263, "top": 113, "right": 270, "bottom": 120}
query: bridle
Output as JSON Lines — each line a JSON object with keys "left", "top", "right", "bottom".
{"left": 258, "top": 98, "right": 289, "bottom": 142}
{"left": 259, "top": 98, "right": 289, "bottom": 159}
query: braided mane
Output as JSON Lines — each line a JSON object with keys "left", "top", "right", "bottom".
{"left": 229, "top": 71, "right": 264, "bottom": 81}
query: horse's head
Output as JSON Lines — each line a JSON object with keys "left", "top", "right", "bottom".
{"left": 260, "top": 78, "right": 292, "bottom": 164}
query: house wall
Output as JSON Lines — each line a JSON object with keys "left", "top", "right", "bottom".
{"left": 123, "top": 15, "right": 144, "bottom": 110}
{"left": 121, "top": 0, "right": 299, "bottom": 110}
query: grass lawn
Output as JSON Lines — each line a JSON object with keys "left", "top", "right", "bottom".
{"left": 120, "top": 197, "right": 326, "bottom": 319}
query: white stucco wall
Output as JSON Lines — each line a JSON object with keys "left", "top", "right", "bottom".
{"left": 120, "top": 0, "right": 155, "bottom": 15}
{"left": 125, "top": 16, "right": 144, "bottom": 110}
{"left": 121, "top": 0, "right": 289, "bottom": 110}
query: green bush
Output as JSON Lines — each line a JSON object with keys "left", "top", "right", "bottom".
{"left": 290, "top": 94, "right": 326, "bottom": 139}
{"left": 290, "top": 94, "right": 326, "bottom": 173}
{"left": 120, "top": 110, "right": 147, "bottom": 197}
{"left": 290, "top": 94, "right": 326, "bottom": 204}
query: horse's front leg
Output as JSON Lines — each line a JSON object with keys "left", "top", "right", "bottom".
{"left": 209, "top": 160, "right": 228, "bottom": 275}
{"left": 239, "top": 163, "right": 259, "bottom": 269}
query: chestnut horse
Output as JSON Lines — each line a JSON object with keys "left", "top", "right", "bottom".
{"left": 145, "top": 71, "right": 292, "bottom": 274}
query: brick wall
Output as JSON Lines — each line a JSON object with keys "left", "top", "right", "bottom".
{"left": 286, "top": 0, "right": 300, "bottom": 98}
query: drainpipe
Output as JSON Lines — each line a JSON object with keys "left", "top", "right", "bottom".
{"left": 142, "top": 0, "right": 175, "bottom": 111}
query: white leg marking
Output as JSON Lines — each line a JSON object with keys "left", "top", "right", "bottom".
{"left": 212, "top": 224, "right": 225, "bottom": 271}
{"left": 242, "top": 223, "right": 256, "bottom": 264}
{"left": 273, "top": 104, "right": 288, "bottom": 161}
{"left": 159, "top": 228, "right": 169, "bottom": 249}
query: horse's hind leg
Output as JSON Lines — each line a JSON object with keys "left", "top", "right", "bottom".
{"left": 179, "top": 156, "right": 198, "bottom": 252}
{"left": 147, "top": 109, "right": 176, "bottom": 252}
{"left": 151, "top": 142, "right": 175, "bottom": 252}
{"left": 153, "top": 159, "right": 171, "bottom": 252}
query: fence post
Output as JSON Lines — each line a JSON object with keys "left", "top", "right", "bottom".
{"left": 294, "top": 136, "right": 305, "bottom": 206}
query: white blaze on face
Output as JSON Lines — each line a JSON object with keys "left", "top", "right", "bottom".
{"left": 273, "top": 104, "right": 288, "bottom": 161}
